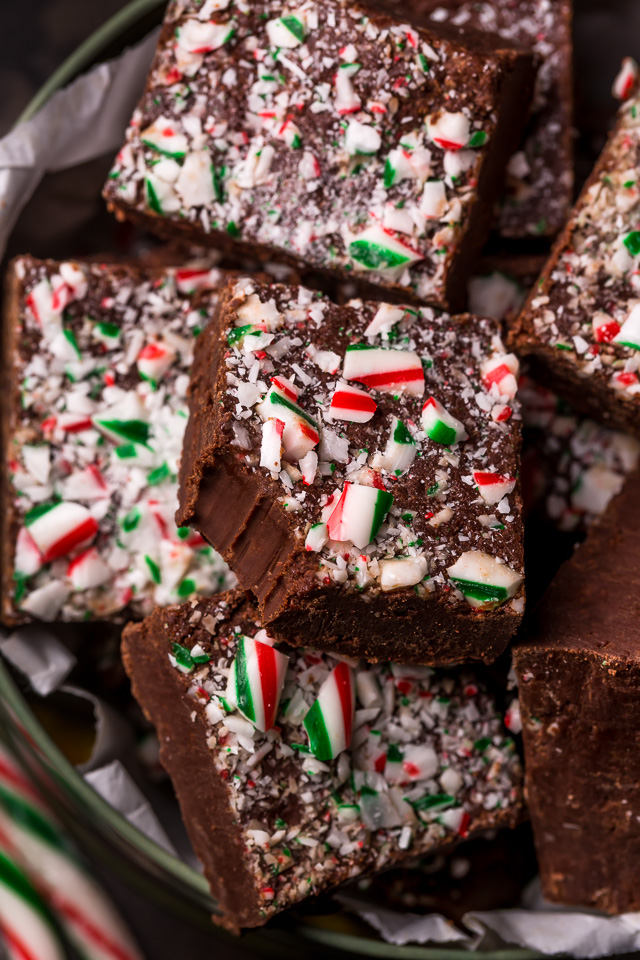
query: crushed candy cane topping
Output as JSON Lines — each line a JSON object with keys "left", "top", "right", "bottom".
{"left": 169, "top": 595, "right": 523, "bottom": 919}
{"left": 8, "top": 257, "right": 234, "bottom": 620}
{"left": 216, "top": 279, "right": 524, "bottom": 608}
{"left": 104, "top": 0, "right": 515, "bottom": 304}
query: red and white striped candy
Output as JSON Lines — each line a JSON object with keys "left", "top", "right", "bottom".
{"left": 137, "top": 341, "right": 177, "bottom": 382}
{"left": 67, "top": 548, "right": 111, "bottom": 590}
{"left": 343, "top": 345, "right": 424, "bottom": 396}
{"left": 26, "top": 503, "right": 98, "bottom": 564}
{"left": 473, "top": 471, "right": 516, "bottom": 506}
{"left": 334, "top": 67, "right": 361, "bottom": 115}
{"left": 14, "top": 528, "right": 42, "bottom": 577}
{"left": 613, "top": 56, "right": 639, "bottom": 100}
{"left": 427, "top": 111, "right": 470, "bottom": 151}
{"left": 61, "top": 465, "right": 109, "bottom": 501}
{"left": 327, "top": 482, "right": 393, "bottom": 549}
{"left": 592, "top": 311, "right": 621, "bottom": 343}
{"left": 305, "top": 522, "right": 329, "bottom": 552}
{"left": 299, "top": 450, "right": 318, "bottom": 485}
{"left": 364, "top": 304, "right": 406, "bottom": 338}
{"left": 256, "top": 382, "right": 319, "bottom": 462}
{"left": 260, "top": 418, "right": 284, "bottom": 472}
{"left": 140, "top": 115, "right": 188, "bottom": 158}
{"left": 271, "top": 375, "right": 299, "bottom": 401}
{"left": 278, "top": 118, "right": 302, "bottom": 149}
{"left": 481, "top": 353, "right": 519, "bottom": 399}
{"left": 329, "top": 381, "right": 377, "bottom": 423}
{"left": 614, "top": 304, "right": 640, "bottom": 351}
{"left": 228, "top": 635, "right": 289, "bottom": 731}
{"left": 175, "top": 267, "right": 220, "bottom": 293}
{"left": 57, "top": 412, "right": 94, "bottom": 434}
{"left": 421, "top": 397, "right": 467, "bottom": 446}
{"left": 303, "top": 662, "right": 355, "bottom": 761}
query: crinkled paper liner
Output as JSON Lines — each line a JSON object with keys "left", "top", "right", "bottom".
{"left": 2, "top": 27, "right": 640, "bottom": 958}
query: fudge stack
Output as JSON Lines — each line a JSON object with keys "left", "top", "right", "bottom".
{"left": 5, "top": 0, "right": 640, "bottom": 935}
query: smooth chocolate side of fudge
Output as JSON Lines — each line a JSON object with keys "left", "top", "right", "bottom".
{"left": 103, "top": 0, "right": 536, "bottom": 311}
{"left": 122, "top": 591, "right": 523, "bottom": 931}
{"left": 511, "top": 83, "right": 640, "bottom": 437}
{"left": 513, "top": 473, "right": 640, "bottom": 914}
{"left": 1, "top": 255, "right": 233, "bottom": 624}
{"left": 375, "top": 0, "right": 573, "bottom": 238}
{"left": 178, "top": 278, "right": 525, "bottom": 665}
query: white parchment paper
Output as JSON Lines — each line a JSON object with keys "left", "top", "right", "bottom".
{"left": 2, "top": 23, "right": 640, "bottom": 958}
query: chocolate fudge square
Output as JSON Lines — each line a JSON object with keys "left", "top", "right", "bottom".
{"left": 1, "top": 256, "right": 233, "bottom": 623}
{"left": 103, "top": 0, "right": 536, "bottom": 311}
{"left": 514, "top": 472, "right": 640, "bottom": 914}
{"left": 177, "top": 277, "right": 525, "bottom": 664}
{"left": 378, "top": 0, "right": 573, "bottom": 239}
{"left": 512, "top": 81, "right": 640, "bottom": 437}
{"left": 122, "top": 591, "right": 524, "bottom": 931}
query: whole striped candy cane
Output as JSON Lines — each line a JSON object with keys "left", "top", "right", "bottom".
{"left": 0, "top": 746, "right": 144, "bottom": 960}
{"left": 227, "top": 636, "right": 289, "bottom": 732}
{"left": 303, "top": 662, "right": 355, "bottom": 762}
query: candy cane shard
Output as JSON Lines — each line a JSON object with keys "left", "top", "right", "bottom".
{"left": 137, "top": 341, "right": 177, "bottom": 382}
{"left": 303, "top": 662, "right": 355, "bottom": 761}
{"left": 592, "top": 311, "right": 621, "bottom": 343}
{"left": 473, "top": 471, "right": 516, "bottom": 506}
{"left": 343, "top": 344, "right": 425, "bottom": 396}
{"left": 379, "top": 417, "right": 417, "bottom": 475}
{"left": 363, "top": 303, "right": 406, "bottom": 339}
{"left": 329, "top": 381, "right": 377, "bottom": 423}
{"left": 24, "top": 502, "right": 99, "bottom": 564}
{"left": 140, "top": 115, "right": 188, "bottom": 159}
{"left": 447, "top": 550, "right": 523, "bottom": 608}
{"left": 426, "top": 111, "right": 470, "bottom": 151}
{"left": 421, "top": 397, "right": 467, "bottom": 445}
{"left": 379, "top": 555, "right": 429, "bottom": 592}
{"left": 612, "top": 56, "right": 639, "bottom": 100}
{"left": 260, "top": 418, "right": 284, "bottom": 472}
{"left": 346, "top": 225, "right": 424, "bottom": 277}
{"left": 614, "top": 304, "right": 640, "bottom": 350}
{"left": 344, "top": 119, "right": 381, "bottom": 156}
{"left": 256, "top": 381, "right": 319, "bottom": 462}
{"left": 480, "top": 354, "right": 520, "bottom": 399}
{"left": 266, "top": 12, "right": 306, "bottom": 48}
{"left": 326, "top": 482, "right": 393, "bottom": 549}
{"left": 228, "top": 635, "right": 289, "bottom": 732}
{"left": 305, "top": 522, "right": 329, "bottom": 552}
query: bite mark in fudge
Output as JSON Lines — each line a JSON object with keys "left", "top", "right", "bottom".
{"left": 512, "top": 81, "right": 640, "bottom": 437}
{"left": 177, "top": 278, "right": 525, "bottom": 664}
{"left": 1, "top": 256, "right": 234, "bottom": 623}
{"left": 513, "top": 473, "right": 640, "bottom": 914}
{"left": 378, "top": 0, "right": 573, "bottom": 238}
{"left": 122, "top": 591, "right": 523, "bottom": 931}
{"left": 103, "top": 0, "right": 536, "bottom": 310}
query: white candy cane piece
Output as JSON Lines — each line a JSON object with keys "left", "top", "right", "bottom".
{"left": 271, "top": 375, "right": 299, "bottom": 401}
{"left": 25, "top": 502, "right": 98, "bottom": 564}
{"left": 364, "top": 303, "right": 406, "bottom": 338}
{"left": 481, "top": 353, "right": 520, "bottom": 399}
{"left": 343, "top": 344, "right": 424, "bottom": 396}
{"left": 327, "top": 482, "right": 393, "bottom": 549}
{"left": 447, "top": 550, "right": 523, "bottom": 608}
{"left": 329, "top": 381, "right": 377, "bottom": 423}
{"left": 334, "top": 67, "right": 361, "bottom": 115}
{"left": 379, "top": 555, "right": 429, "bottom": 592}
{"left": 380, "top": 417, "right": 417, "bottom": 475}
{"left": 592, "top": 311, "right": 621, "bottom": 343}
{"left": 175, "top": 267, "right": 220, "bottom": 293}
{"left": 140, "top": 115, "right": 188, "bottom": 159}
{"left": 305, "top": 522, "right": 329, "bottom": 552}
{"left": 60, "top": 466, "right": 110, "bottom": 501}
{"left": 299, "top": 450, "right": 318, "bottom": 485}
{"left": 18, "top": 581, "right": 70, "bottom": 619}
{"left": 177, "top": 18, "right": 235, "bottom": 54}
{"left": 137, "top": 341, "right": 177, "bottom": 383}
{"left": 421, "top": 397, "right": 468, "bottom": 445}
{"left": 420, "top": 179, "right": 447, "bottom": 219}
{"left": 427, "top": 111, "right": 470, "bottom": 151}
{"left": 260, "top": 418, "right": 284, "bottom": 472}
{"left": 14, "top": 528, "right": 42, "bottom": 577}
{"left": 175, "top": 151, "right": 216, "bottom": 208}
{"left": 473, "top": 471, "right": 516, "bottom": 506}
{"left": 67, "top": 548, "right": 112, "bottom": 590}
{"left": 277, "top": 118, "right": 302, "bottom": 149}
{"left": 614, "top": 304, "right": 640, "bottom": 351}
{"left": 227, "top": 635, "right": 289, "bottom": 731}
{"left": 347, "top": 224, "right": 423, "bottom": 277}
{"left": 299, "top": 151, "right": 321, "bottom": 179}
{"left": 571, "top": 464, "right": 624, "bottom": 515}
{"left": 344, "top": 119, "right": 381, "bottom": 155}
{"left": 613, "top": 57, "right": 639, "bottom": 99}
{"left": 468, "top": 273, "right": 523, "bottom": 322}
{"left": 145, "top": 172, "right": 181, "bottom": 215}
{"left": 303, "top": 662, "right": 355, "bottom": 761}
{"left": 256, "top": 384, "right": 319, "bottom": 462}
{"left": 266, "top": 13, "right": 305, "bottom": 47}
{"left": 383, "top": 145, "right": 432, "bottom": 188}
